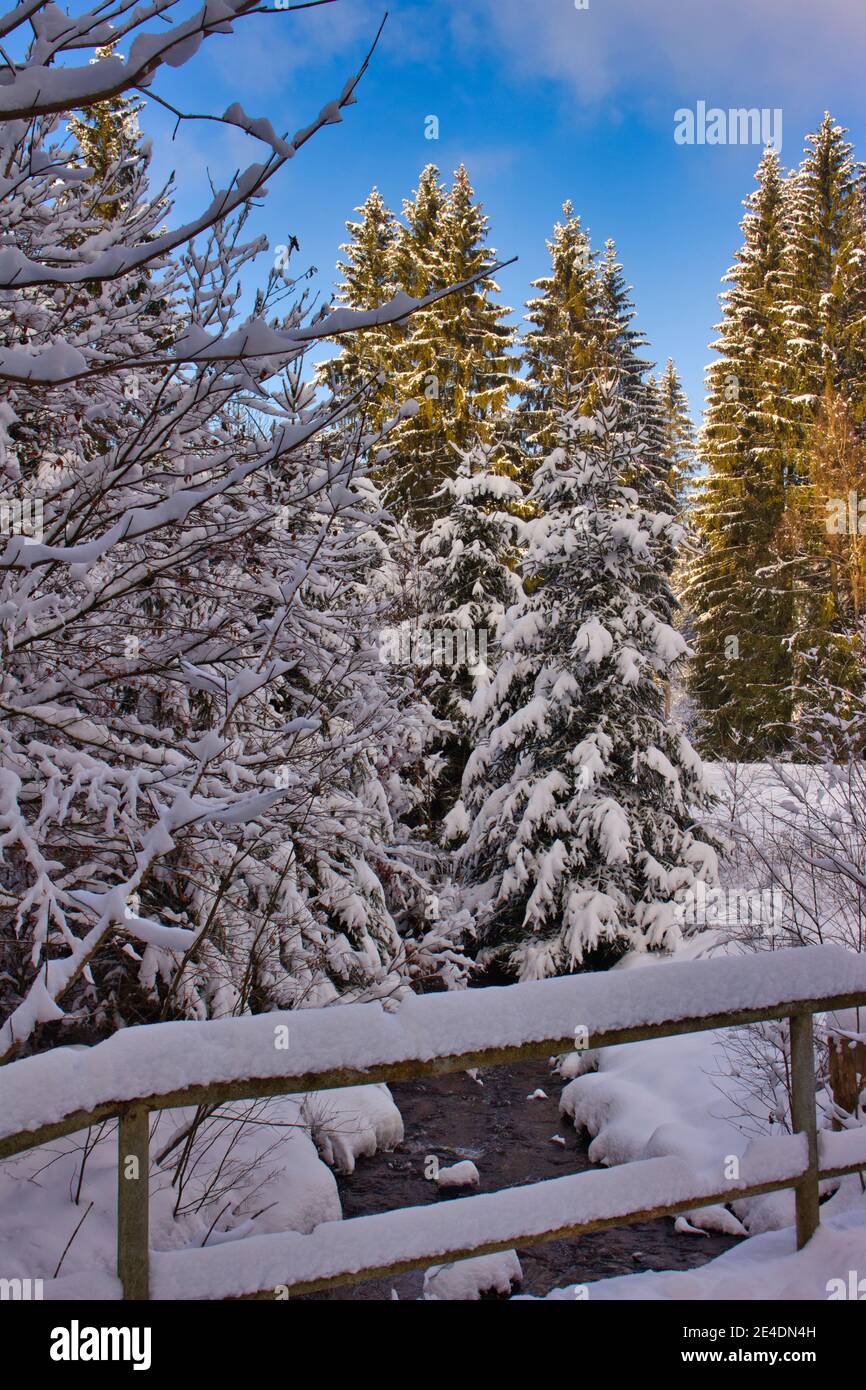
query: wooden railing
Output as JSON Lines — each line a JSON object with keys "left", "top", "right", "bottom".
{"left": 1, "top": 945, "right": 865, "bottom": 1301}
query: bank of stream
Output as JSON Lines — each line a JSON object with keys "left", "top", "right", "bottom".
{"left": 306, "top": 1058, "right": 741, "bottom": 1300}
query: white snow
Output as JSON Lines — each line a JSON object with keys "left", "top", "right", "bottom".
{"left": 140, "top": 1135, "right": 808, "bottom": 1300}
{"left": 303, "top": 1084, "right": 403, "bottom": 1174}
{"left": 533, "top": 1203, "right": 866, "bottom": 1301}
{"left": 0, "top": 1086, "right": 402, "bottom": 1295}
{"left": 558, "top": 942, "right": 779, "bottom": 1232}
{"left": 423, "top": 1249, "right": 522, "bottom": 1300}
{"left": 674, "top": 1215, "right": 709, "bottom": 1236}
{"left": 4, "top": 944, "right": 864, "bottom": 1153}
{"left": 819, "top": 1126, "right": 866, "bottom": 1174}
{"left": 436, "top": 1160, "right": 480, "bottom": 1190}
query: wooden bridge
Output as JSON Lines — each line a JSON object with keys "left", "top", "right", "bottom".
{"left": 1, "top": 944, "right": 865, "bottom": 1300}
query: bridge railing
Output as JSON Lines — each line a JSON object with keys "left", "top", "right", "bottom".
{"left": 1, "top": 944, "right": 865, "bottom": 1300}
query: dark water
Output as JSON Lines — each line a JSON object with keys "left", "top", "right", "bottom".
{"left": 305, "top": 1058, "right": 741, "bottom": 1300}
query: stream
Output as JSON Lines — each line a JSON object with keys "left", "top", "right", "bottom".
{"left": 305, "top": 1057, "right": 741, "bottom": 1300}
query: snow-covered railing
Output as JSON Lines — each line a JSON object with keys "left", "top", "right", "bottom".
{"left": 1, "top": 944, "right": 865, "bottom": 1300}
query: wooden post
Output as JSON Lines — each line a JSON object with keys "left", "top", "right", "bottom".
{"left": 828, "top": 1027, "right": 866, "bottom": 1127}
{"left": 117, "top": 1106, "right": 150, "bottom": 1299}
{"left": 789, "top": 1013, "right": 820, "bottom": 1249}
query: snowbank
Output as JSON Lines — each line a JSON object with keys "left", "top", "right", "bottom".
{"left": 533, "top": 1199, "right": 866, "bottom": 1301}
{"left": 424, "top": 1250, "right": 522, "bottom": 1300}
{"left": 0, "top": 1085, "right": 402, "bottom": 1295}
{"left": 559, "top": 939, "right": 865, "bottom": 1235}
{"left": 302, "top": 1084, "right": 403, "bottom": 1174}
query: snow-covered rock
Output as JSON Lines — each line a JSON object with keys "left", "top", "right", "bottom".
{"left": 435, "top": 1160, "right": 480, "bottom": 1190}
{"left": 423, "top": 1250, "right": 522, "bottom": 1300}
{"left": 303, "top": 1084, "right": 403, "bottom": 1175}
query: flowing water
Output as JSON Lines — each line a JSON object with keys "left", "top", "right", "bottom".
{"left": 305, "top": 1058, "right": 740, "bottom": 1300}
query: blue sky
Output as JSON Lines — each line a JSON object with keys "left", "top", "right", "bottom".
{"left": 139, "top": 0, "right": 866, "bottom": 422}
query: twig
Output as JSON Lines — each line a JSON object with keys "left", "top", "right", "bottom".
{"left": 200, "top": 1200, "right": 232, "bottom": 1247}
{"left": 53, "top": 1200, "right": 94, "bottom": 1279}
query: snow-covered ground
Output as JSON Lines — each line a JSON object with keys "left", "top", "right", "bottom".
{"left": 532, "top": 1200, "right": 866, "bottom": 1300}
{"left": 559, "top": 934, "right": 793, "bottom": 1235}
{"left": 0, "top": 1085, "right": 401, "bottom": 1293}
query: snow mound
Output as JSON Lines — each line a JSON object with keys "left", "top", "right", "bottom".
{"left": 423, "top": 1250, "right": 522, "bottom": 1300}
{"left": 436, "top": 1160, "right": 480, "bottom": 1190}
{"left": 303, "top": 1084, "right": 403, "bottom": 1175}
{"left": 0, "top": 1087, "right": 404, "bottom": 1296}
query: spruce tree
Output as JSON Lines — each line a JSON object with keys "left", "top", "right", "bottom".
{"left": 419, "top": 429, "right": 525, "bottom": 834}
{"left": 655, "top": 359, "right": 697, "bottom": 505}
{"left": 779, "top": 115, "right": 866, "bottom": 723}
{"left": 322, "top": 166, "right": 518, "bottom": 526}
{"left": 68, "top": 46, "right": 145, "bottom": 216}
{"left": 595, "top": 239, "right": 680, "bottom": 587}
{"left": 380, "top": 165, "right": 519, "bottom": 521}
{"left": 784, "top": 114, "right": 866, "bottom": 438}
{"left": 653, "top": 360, "right": 697, "bottom": 722}
{"left": 519, "top": 201, "right": 602, "bottom": 457}
{"left": 520, "top": 219, "right": 677, "bottom": 536}
{"left": 459, "top": 380, "right": 715, "bottom": 981}
{"left": 596, "top": 240, "right": 654, "bottom": 416}
{"left": 788, "top": 389, "right": 866, "bottom": 754}
{"left": 684, "top": 149, "right": 795, "bottom": 756}
{"left": 319, "top": 186, "right": 400, "bottom": 434}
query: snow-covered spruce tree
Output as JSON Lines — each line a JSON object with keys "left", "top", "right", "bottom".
{"left": 315, "top": 186, "right": 400, "bottom": 437}
{"left": 683, "top": 148, "right": 796, "bottom": 757}
{"left": 594, "top": 238, "right": 681, "bottom": 591}
{"left": 519, "top": 201, "right": 603, "bottom": 459}
{"left": 350, "top": 479, "right": 476, "bottom": 989}
{"left": 596, "top": 239, "right": 656, "bottom": 425}
{"left": 519, "top": 216, "right": 679, "bottom": 555}
{"left": 418, "top": 429, "right": 525, "bottom": 833}
{"left": 393, "top": 163, "right": 449, "bottom": 300}
{"left": 0, "top": 7, "right": 471, "bottom": 1059}
{"left": 789, "top": 390, "right": 866, "bottom": 754}
{"left": 784, "top": 115, "right": 866, "bottom": 447}
{"left": 67, "top": 45, "right": 146, "bottom": 213}
{"left": 321, "top": 164, "right": 451, "bottom": 521}
{"left": 651, "top": 360, "right": 698, "bottom": 723}
{"left": 654, "top": 358, "right": 697, "bottom": 507}
{"left": 458, "top": 380, "right": 716, "bottom": 981}
{"left": 376, "top": 164, "right": 518, "bottom": 523}
{"left": 776, "top": 115, "right": 866, "bottom": 729}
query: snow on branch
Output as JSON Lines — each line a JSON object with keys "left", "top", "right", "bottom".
{"left": 0, "top": 1, "right": 262, "bottom": 120}
{"left": 0, "top": 262, "right": 517, "bottom": 384}
{"left": 0, "top": 0, "right": 478, "bottom": 1066}
{"left": 0, "top": 6, "right": 382, "bottom": 289}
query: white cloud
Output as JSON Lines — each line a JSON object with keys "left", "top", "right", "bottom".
{"left": 452, "top": 0, "right": 866, "bottom": 112}
{"left": 198, "top": 0, "right": 380, "bottom": 99}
